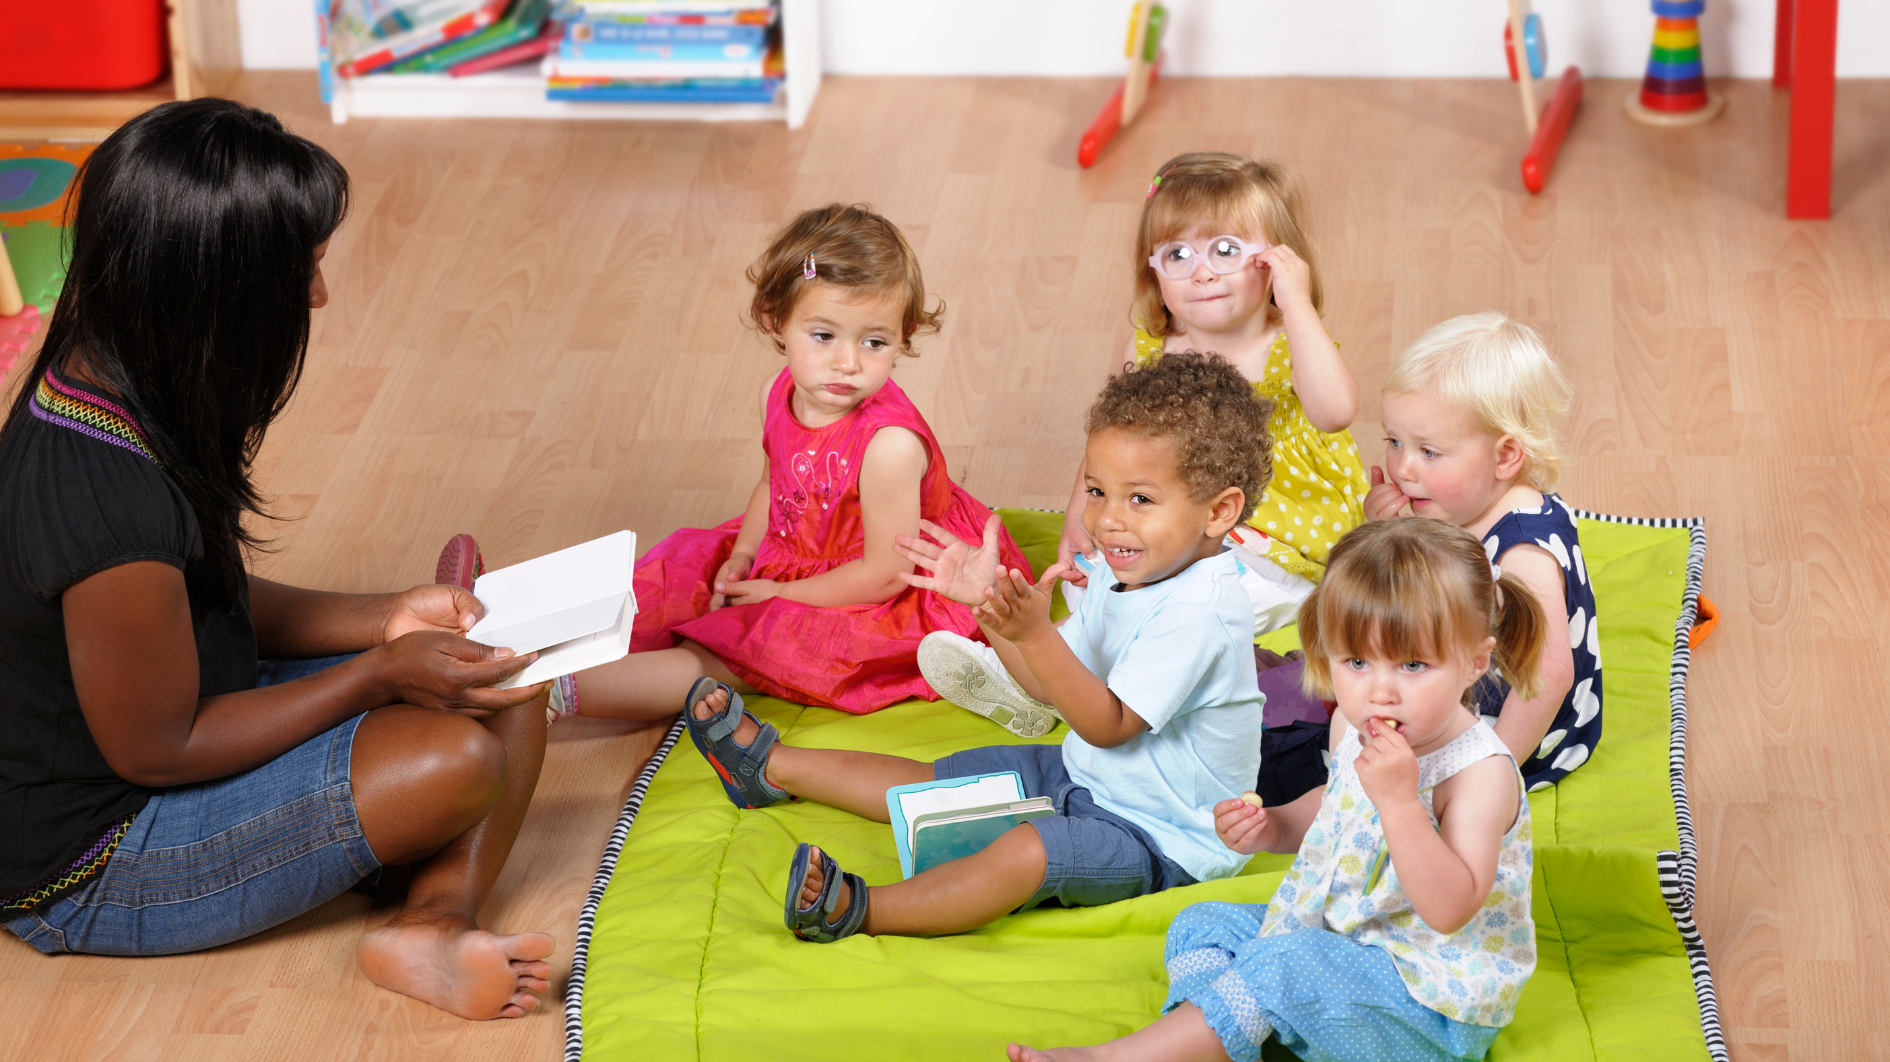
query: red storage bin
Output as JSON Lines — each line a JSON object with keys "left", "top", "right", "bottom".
{"left": 0, "top": 0, "right": 169, "bottom": 91}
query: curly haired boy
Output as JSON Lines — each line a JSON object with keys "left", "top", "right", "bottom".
{"left": 679, "top": 351, "right": 1275, "bottom": 942}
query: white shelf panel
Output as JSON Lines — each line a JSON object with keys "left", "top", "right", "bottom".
{"left": 332, "top": 69, "right": 787, "bottom": 123}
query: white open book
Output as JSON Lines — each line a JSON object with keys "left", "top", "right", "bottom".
{"left": 464, "top": 531, "right": 637, "bottom": 689}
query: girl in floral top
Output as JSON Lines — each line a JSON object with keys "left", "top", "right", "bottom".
{"left": 1009, "top": 518, "right": 1546, "bottom": 1062}
{"left": 1058, "top": 152, "right": 1370, "bottom": 637}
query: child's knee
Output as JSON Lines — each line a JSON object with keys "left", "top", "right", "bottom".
{"left": 991, "top": 823, "right": 1050, "bottom": 881}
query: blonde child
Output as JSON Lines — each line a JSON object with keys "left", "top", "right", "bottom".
{"left": 1364, "top": 311, "right": 1596, "bottom": 791}
{"left": 680, "top": 353, "right": 1267, "bottom": 940}
{"left": 1008, "top": 518, "right": 1545, "bottom": 1062}
{"left": 1058, "top": 151, "right": 1370, "bottom": 621}
{"left": 439, "top": 204, "right": 1032, "bottom": 720}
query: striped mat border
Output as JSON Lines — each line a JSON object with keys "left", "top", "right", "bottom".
{"left": 1574, "top": 508, "right": 1724, "bottom": 1062}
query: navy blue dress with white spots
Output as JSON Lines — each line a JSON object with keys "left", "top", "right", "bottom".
{"left": 1473, "top": 494, "right": 1602, "bottom": 791}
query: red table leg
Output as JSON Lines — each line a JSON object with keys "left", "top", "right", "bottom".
{"left": 1774, "top": 0, "right": 1794, "bottom": 87}
{"left": 1785, "top": 0, "right": 1837, "bottom": 218}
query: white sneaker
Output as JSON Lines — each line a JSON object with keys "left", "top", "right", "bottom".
{"left": 918, "top": 632, "right": 1060, "bottom": 738}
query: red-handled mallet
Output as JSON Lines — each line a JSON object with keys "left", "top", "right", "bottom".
{"left": 1521, "top": 66, "right": 1583, "bottom": 194}
{"left": 1078, "top": 56, "right": 1163, "bottom": 169}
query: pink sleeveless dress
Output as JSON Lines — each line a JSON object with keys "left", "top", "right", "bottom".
{"left": 629, "top": 368, "right": 1032, "bottom": 713}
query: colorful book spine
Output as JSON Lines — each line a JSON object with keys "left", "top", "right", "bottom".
{"left": 567, "top": 21, "right": 766, "bottom": 45}
{"left": 386, "top": 0, "right": 551, "bottom": 72}
{"left": 547, "top": 55, "right": 767, "bottom": 78}
{"left": 575, "top": 9, "right": 773, "bottom": 25}
{"left": 317, "top": 0, "right": 336, "bottom": 102}
{"left": 337, "top": 0, "right": 511, "bottom": 76}
{"left": 570, "top": 0, "right": 772, "bottom": 15}
{"left": 449, "top": 21, "right": 558, "bottom": 75}
{"left": 560, "top": 40, "right": 764, "bottom": 63}
{"left": 545, "top": 78, "right": 779, "bottom": 103}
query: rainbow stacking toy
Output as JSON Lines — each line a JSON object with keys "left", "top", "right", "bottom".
{"left": 1624, "top": 0, "right": 1724, "bottom": 125}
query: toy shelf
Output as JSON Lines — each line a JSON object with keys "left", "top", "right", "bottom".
{"left": 0, "top": 0, "right": 240, "bottom": 141}
{"left": 325, "top": 0, "right": 821, "bottom": 129}
{"left": 0, "top": 77, "right": 177, "bottom": 141}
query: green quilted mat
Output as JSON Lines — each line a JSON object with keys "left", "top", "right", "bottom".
{"left": 568, "top": 510, "right": 1724, "bottom": 1062}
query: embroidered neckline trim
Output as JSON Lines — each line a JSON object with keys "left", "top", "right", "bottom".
{"left": 31, "top": 370, "right": 162, "bottom": 467}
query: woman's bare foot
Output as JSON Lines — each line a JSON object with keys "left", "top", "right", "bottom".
{"left": 357, "top": 917, "right": 554, "bottom": 1019}
{"left": 1007, "top": 1045, "right": 1104, "bottom": 1061}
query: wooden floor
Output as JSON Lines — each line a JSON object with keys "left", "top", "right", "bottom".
{"left": 3, "top": 71, "right": 1885, "bottom": 1061}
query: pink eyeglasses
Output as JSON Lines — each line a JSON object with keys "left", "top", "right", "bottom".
{"left": 1147, "top": 235, "right": 1271, "bottom": 281}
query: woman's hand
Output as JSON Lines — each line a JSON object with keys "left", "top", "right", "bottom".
{"left": 373, "top": 631, "right": 546, "bottom": 719}
{"left": 711, "top": 552, "right": 756, "bottom": 609}
{"left": 1214, "top": 796, "right": 1279, "bottom": 855}
{"left": 1257, "top": 243, "right": 1314, "bottom": 315}
{"left": 973, "top": 564, "right": 1066, "bottom": 646}
{"left": 382, "top": 584, "right": 483, "bottom": 643}
{"left": 1055, "top": 511, "right": 1094, "bottom": 588}
{"left": 1364, "top": 466, "right": 1414, "bottom": 521}
{"left": 719, "top": 577, "right": 781, "bottom": 607}
{"left": 895, "top": 514, "right": 1006, "bottom": 606}
{"left": 1355, "top": 717, "right": 1422, "bottom": 812}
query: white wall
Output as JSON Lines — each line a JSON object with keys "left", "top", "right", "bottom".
{"left": 241, "top": 0, "right": 1886, "bottom": 77}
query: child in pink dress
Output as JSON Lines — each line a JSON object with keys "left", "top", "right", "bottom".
{"left": 551, "top": 204, "right": 1027, "bottom": 717}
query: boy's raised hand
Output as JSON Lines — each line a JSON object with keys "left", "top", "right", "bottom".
{"left": 1214, "top": 795, "right": 1279, "bottom": 855}
{"left": 973, "top": 563, "right": 1067, "bottom": 645}
{"left": 1364, "top": 466, "right": 1415, "bottom": 521}
{"left": 1355, "top": 717, "right": 1422, "bottom": 811}
{"left": 896, "top": 514, "right": 1004, "bottom": 606}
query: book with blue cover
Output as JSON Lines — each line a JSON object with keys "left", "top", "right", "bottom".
{"left": 559, "top": 39, "right": 764, "bottom": 62}
{"left": 885, "top": 773, "right": 1056, "bottom": 879}
{"left": 546, "top": 78, "right": 780, "bottom": 102}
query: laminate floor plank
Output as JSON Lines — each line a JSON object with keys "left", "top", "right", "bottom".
{"left": 2, "top": 71, "right": 1884, "bottom": 1060}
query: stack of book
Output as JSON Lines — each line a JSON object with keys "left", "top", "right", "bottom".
{"left": 544, "top": 0, "right": 782, "bottom": 104}
{"left": 324, "top": 0, "right": 557, "bottom": 78}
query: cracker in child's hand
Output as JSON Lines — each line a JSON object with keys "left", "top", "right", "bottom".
{"left": 1240, "top": 791, "right": 1264, "bottom": 808}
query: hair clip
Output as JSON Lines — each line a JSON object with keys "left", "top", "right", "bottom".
{"left": 802, "top": 253, "right": 817, "bottom": 280}
{"left": 1145, "top": 166, "right": 1172, "bottom": 200}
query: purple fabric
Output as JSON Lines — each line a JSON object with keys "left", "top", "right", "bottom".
{"left": 1257, "top": 659, "right": 1331, "bottom": 728}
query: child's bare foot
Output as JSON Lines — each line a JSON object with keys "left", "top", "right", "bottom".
{"left": 796, "top": 845, "right": 852, "bottom": 920}
{"left": 693, "top": 684, "right": 762, "bottom": 744}
{"left": 1007, "top": 1045, "right": 1105, "bottom": 1061}
{"left": 356, "top": 917, "right": 553, "bottom": 1020}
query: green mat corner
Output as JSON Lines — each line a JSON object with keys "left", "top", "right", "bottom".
{"left": 568, "top": 509, "right": 1724, "bottom": 1062}
{"left": 0, "top": 220, "right": 66, "bottom": 315}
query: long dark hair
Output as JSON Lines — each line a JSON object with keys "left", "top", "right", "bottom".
{"left": 4, "top": 98, "right": 349, "bottom": 607}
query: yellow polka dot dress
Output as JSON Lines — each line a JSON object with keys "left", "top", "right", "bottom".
{"left": 1135, "top": 328, "right": 1369, "bottom": 582}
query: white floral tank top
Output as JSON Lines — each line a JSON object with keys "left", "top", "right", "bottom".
{"left": 1259, "top": 719, "right": 1536, "bottom": 1026}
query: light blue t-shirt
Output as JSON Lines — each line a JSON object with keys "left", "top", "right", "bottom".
{"left": 1059, "top": 548, "right": 1263, "bottom": 882}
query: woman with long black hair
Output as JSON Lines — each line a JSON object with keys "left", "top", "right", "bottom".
{"left": 0, "top": 99, "right": 554, "bottom": 1020}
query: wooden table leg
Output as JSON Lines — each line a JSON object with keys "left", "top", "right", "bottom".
{"left": 1785, "top": 0, "right": 1837, "bottom": 218}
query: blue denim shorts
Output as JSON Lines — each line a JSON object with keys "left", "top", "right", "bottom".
{"left": 933, "top": 743, "right": 1196, "bottom": 910}
{"left": 4, "top": 656, "right": 382, "bottom": 956}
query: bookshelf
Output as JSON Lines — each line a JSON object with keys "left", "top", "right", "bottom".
{"left": 0, "top": 0, "right": 242, "bottom": 141}
{"left": 325, "top": 0, "right": 823, "bottom": 129}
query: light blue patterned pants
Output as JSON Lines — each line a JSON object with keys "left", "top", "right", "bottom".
{"left": 1163, "top": 902, "right": 1503, "bottom": 1062}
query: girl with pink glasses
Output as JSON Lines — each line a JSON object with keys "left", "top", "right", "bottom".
{"left": 1060, "top": 152, "right": 1368, "bottom": 606}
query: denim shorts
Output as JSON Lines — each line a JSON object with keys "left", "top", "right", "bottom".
{"left": 933, "top": 743, "right": 1196, "bottom": 910}
{"left": 4, "top": 655, "right": 382, "bottom": 956}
